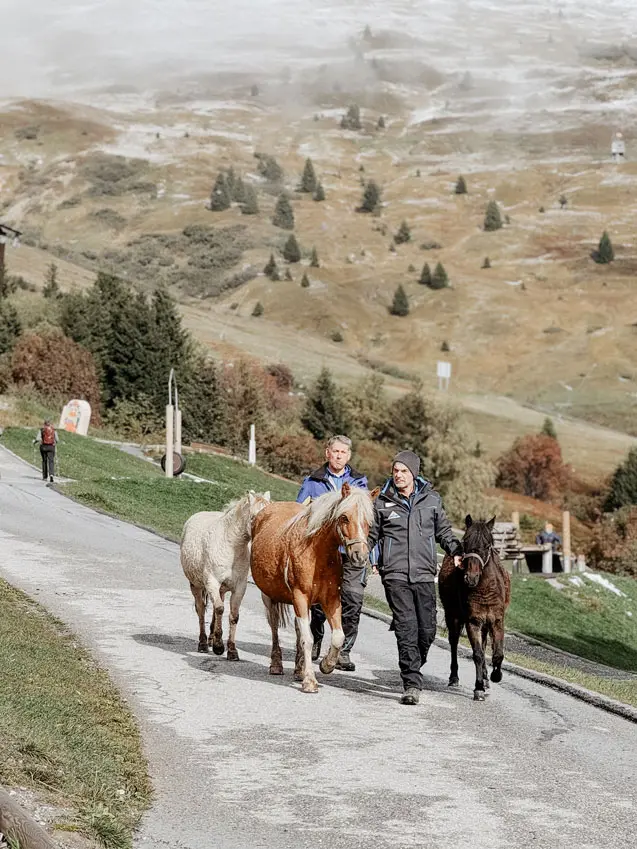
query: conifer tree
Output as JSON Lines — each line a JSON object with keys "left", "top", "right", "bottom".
{"left": 394, "top": 220, "right": 411, "bottom": 245}
{"left": 0, "top": 257, "right": 8, "bottom": 299}
{"left": 541, "top": 417, "right": 558, "bottom": 439}
{"left": 241, "top": 183, "right": 259, "bottom": 215}
{"left": 252, "top": 301, "right": 264, "bottom": 317}
{"left": 313, "top": 182, "right": 326, "bottom": 202}
{"left": 357, "top": 180, "right": 381, "bottom": 213}
{"left": 0, "top": 301, "right": 21, "bottom": 354}
{"left": 301, "top": 272, "right": 310, "bottom": 288}
{"left": 264, "top": 253, "right": 279, "bottom": 279}
{"left": 283, "top": 234, "right": 301, "bottom": 263}
{"left": 232, "top": 175, "right": 247, "bottom": 204}
{"left": 272, "top": 193, "right": 295, "bottom": 230}
{"left": 482, "top": 256, "right": 491, "bottom": 269}
{"left": 300, "top": 158, "right": 318, "bottom": 194}
{"left": 43, "top": 263, "right": 61, "bottom": 299}
{"left": 605, "top": 447, "right": 637, "bottom": 510}
{"left": 340, "top": 104, "right": 362, "bottom": 130}
{"left": 209, "top": 172, "right": 231, "bottom": 211}
{"left": 310, "top": 247, "right": 320, "bottom": 268}
{"left": 484, "top": 200, "right": 503, "bottom": 231}
{"left": 377, "top": 116, "right": 386, "bottom": 129}
{"left": 301, "top": 366, "right": 351, "bottom": 440}
{"left": 595, "top": 231, "right": 614, "bottom": 264}
{"left": 390, "top": 284, "right": 410, "bottom": 316}
{"left": 284, "top": 268, "right": 293, "bottom": 281}
{"left": 430, "top": 262, "right": 449, "bottom": 290}
{"left": 455, "top": 175, "right": 467, "bottom": 194}
{"left": 559, "top": 194, "right": 568, "bottom": 209}
{"left": 419, "top": 263, "right": 432, "bottom": 285}
{"left": 225, "top": 167, "right": 237, "bottom": 198}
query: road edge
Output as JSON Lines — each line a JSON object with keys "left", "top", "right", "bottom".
{"left": 362, "top": 605, "right": 637, "bottom": 724}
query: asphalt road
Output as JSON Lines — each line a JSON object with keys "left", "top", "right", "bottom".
{"left": 0, "top": 447, "right": 635, "bottom": 849}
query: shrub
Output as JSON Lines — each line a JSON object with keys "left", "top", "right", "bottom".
{"left": 282, "top": 234, "right": 301, "bottom": 263}
{"left": 588, "top": 507, "right": 637, "bottom": 577}
{"left": 300, "top": 273, "right": 310, "bottom": 288}
{"left": 264, "top": 253, "right": 279, "bottom": 279}
{"left": 254, "top": 153, "right": 284, "bottom": 183}
{"left": 251, "top": 84, "right": 259, "bottom": 97}
{"left": 377, "top": 116, "right": 386, "bottom": 129}
{"left": 430, "top": 262, "right": 449, "bottom": 289}
{"left": 272, "top": 193, "right": 295, "bottom": 230}
{"left": 539, "top": 206, "right": 545, "bottom": 213}
{"left": 284, "top": 268, "right": 293, "bottom": 281}
{"left": 605, "top": 447, "right": 637, "bottom": 511}
{"left": 441, "top": 340, "right": 450, "bottom": 352}
{"left": 209, "top": 172, "right": 231, "bottom": 211}
{"left": 299, "top": 159, "right": 318, "bottom": 194}
{"left": 481, "top": 256, "right": 491, "bottom": 269}
{"left": 0, "top": 301, "right": 22, "bottom": 354}
{"left": 43, "top": 263, "right": 61, "bottom": 299}
{"left": 394, "top": 220, "right": 411, "bottom": 245}
{"left": 252, "top": 301, "right": 264, "bottom": 317}
{"left": 232, "top": 175, "right": 247, "bottom": 204}
{"left": 496, "top": 434, "right": 569, "bottom": 501}
{"left": 313, "top": 182, "right": 326, "bottom": 202}
{"left": 455, "top": 176, "right": 467, "bottom": 194}
{"left": 265, "top": 363, "right": 294, "bottom": 391}
{"left": 418, "top": 263, "right": 432, "bottom": 285}
{"left": 241, "top": 184, "right": 259, "bottom": 215}
{"left": 309, "top": 247, "right": 320, "bottom": 268}
{"left": 259, "top": 431, "right": 322, "bottom": 478}
{"left": 559, "top": 194, "right": 568, "bottom": 209}
{"left": 594, "top": 231, "right": 614, "bottom": 264}
{"left": 357, "top": 180, "right": 381, "bottom": 213}
{"left": 341, "top": 104, "right": 362, "bottom": 130}
{"left": 390, "top": 285, "right": 409, "bottom": 316}
{"left": 420, "top": 239, "right": 442, "bottom": 250}
{"left": 484, "top": 200, "right": 503, "bottom": 231}
{"left": 541, "top": 416, "right": 558, "bottom": 439}
{"left": 331, "top": 330, "right": 344, "bottom": 343}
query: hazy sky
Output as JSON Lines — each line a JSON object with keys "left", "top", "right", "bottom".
{"left": 1, "top": 1, "right": 636, "bottom": 98}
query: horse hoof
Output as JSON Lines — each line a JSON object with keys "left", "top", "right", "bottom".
{"left": 301, "top": 679, "right": 319, "bottom": 694}
{"left": 293, "top": 670, "right": 304, "bottom": 682}
{"left": 227, "top": 649, "right": 239, "bottom": 662}
{"left": 198, "top": 643, "right": 209, "bottom": 653}
{"left": 490, "top": 669, "right": 503, "bottom": 683}
{"left": 448, "top": 677, "right": 459, "bottom": 687}
{"left": 269, "top": 665, "right": 284, "bottom": 676}
{"left": 473, "top": 690, "right": 486, "bottom": 701}
{"left": 319, "top": 658, "right": 335, "bottom": 675}
{"left": 212, "top": 643, "right": 225, "bottom": 656}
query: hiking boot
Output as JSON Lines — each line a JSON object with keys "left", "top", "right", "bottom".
{"left": 400, "top": 688, "right": 420, "bottom": 705}
{"left": 49, "top": 476, "right": 54, "bottom": 483}
{"left": 311, "top": 639, "right": 322, "bottom": 662}
{"left": 335, "top": 651, "right": 356, "bottom": 672}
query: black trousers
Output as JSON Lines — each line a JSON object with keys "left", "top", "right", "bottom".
{"left": 310, "top": 559, "right": 366, "bottom": 652}
{"left": 383, "top": 579, "right": 437, "bottom": 691}
{"left": 40, "top": 445, "right": 55, "bottom": 479}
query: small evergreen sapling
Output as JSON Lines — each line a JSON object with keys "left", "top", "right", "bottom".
{"left": 209, "top": 172, "right": 231, "bottom": 211}
{"left": 481, "top": 256, "right": 491, "bottom": 269}
{"left": 43, "top": 263, "right": 61, "bottom": 299}
{"left": 252, "top": 301, "right": 264, "bottom": 317}
{"left": 301, "top": 272, "right": 310, "bottom": 288}
{"left": 310, "top": 247, "right": 320, "bottom": 268}
{"left": 341, "top": 104, "right": 362, "bottom": 130}
{"left": 455, "top": 176, "right": 467, "bottom": 195}
{"left": 241, "top": 184, "right": 259, "bottom": 215}
{"left": 419, "top": 262, "right": 432, "bottom": 285}
{"left": 484, "top": 200, "right": 503, "bottom": 231}
{"left": 357, "top": 180, "right": 381, "bottom": 213}
{"left": 430, "top": 262, "right": 449, "bottom": 289}
{"left": 264, "top": 253, "right": 279, "bottom": 279}
{"left": 394, "top": 220, "right": 411, "bottom": 245}
{"left": 594, "top": 231, "right": 614, "bottom": 264}
{"left": 390, "top": 284, "right": 409, "bottom": 316}
{"left": 300, "top": 158, "right": 318, "bottom": 194}
{"left": 313, "top": 182, "right": 326, "bottom": 202}
{"left": 283, "top": 234, "right": 301, "bottom": 263}
{"left": 272, "top": 193, "right": 295, "bottom": 230}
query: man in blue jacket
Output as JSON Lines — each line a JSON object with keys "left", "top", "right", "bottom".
{"left": 297, "top": 434, "right": 368, "bottom": 671}
{"left": 368, "top": 450, "right": 462, "bottom": 705}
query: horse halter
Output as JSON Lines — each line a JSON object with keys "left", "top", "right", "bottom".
{"left": 337, "top": 527, "right": 367, "bottom": 550}
{"left": 462, "top": 547, "right": 494, "bottom": 570}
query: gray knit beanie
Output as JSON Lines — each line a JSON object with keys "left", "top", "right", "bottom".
{"left": 392, "top": 450, "right": 421, "bottom": 480}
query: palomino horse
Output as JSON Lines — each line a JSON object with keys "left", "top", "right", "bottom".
{"left": 250, "top": 483, "right": 377, "bottom": 693}
{"left": 180, "top": 491, "right": 271, "bottom": 659}
{"left": 438, "top": 515, "right": 511, "bottom": 701}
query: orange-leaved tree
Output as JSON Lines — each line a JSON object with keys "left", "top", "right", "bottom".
{"left": 496, "top": 434, "right": 569, "bottom": 501}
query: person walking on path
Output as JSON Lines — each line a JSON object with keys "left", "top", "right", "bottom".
{"left": 368, "top": 450, "right": 462, "bottom": 705}
{"left": 34, "top": 419, "right": 58, "bottom": 483}
{"left": 296, "top": 435, "right": 368, "bottom": 671}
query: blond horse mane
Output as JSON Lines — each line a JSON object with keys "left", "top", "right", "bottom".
{"left": 298, "top": 488, "right": 374, "bottom": 538}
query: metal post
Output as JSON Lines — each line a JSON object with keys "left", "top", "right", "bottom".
{"left": 248, "top": 424, "right": 256, "bottom": 466}
{"left": 165, "top": 404, "right": 174, "bottom": 478}
{"left": 174, "top": 383, "right": 182, "bottom": 456}
{"left": 562, "top": 510, "right": 571, "bottom": 573}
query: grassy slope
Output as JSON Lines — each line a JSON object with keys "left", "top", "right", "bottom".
{"left": 0, "top": 579, "right": 151, "bottom": 848}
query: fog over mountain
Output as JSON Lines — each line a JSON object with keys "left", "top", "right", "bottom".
{"left": 2, "top": 0, "right": 637, "bottom": 99}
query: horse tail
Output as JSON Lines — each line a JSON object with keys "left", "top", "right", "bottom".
{"left": 274, "top": 602, "right": 292, "bottom": 629}
{"left": 263, "top": 598, "right": 292, "bottom": 630}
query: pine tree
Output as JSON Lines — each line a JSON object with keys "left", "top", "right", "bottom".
{"left": 430, "top": 262, "right": 449, "bottom": 289}
{"left": 301, "top": 272, "right": 310, "bottom": 288}
{"left": 541, "top": 417, "right": 558, "bottom": 439}
{"left": 310, "top": 247, "right": 320, "bottom": 268}
{"left": 455, "top": 175, "right": 467, "bottom": 194}
{"left": 419, "top": 263, "right": 432, "bottom": 285}
{"left": 0, "top": 301, "right": 21, "bottom": 354}
{"left": 390, "top": 284, "right": 409, "bottom": 316}
{"left": 301, "top": 366, "right": 351, "bottom": 440}
{"left": 482, "top": 256, "right": 491, "bottom": 269}
{"left": 251, "top": 83, "right": 259, "bottom": 97}
{"left": 357, "top": 180, "right": 381, "bottom": 213}
{"left": 272, "top": 193, "right": 295, "bottom": 230}
{"left": 252, "top": 301, "right": 264, "bottom": 317}
{"left": 43, "top": 263, "right": 61, "bottom": 299}
{"left": 241, "top": 184, "right": 259, "bottom": 215}
{"left": 284, "top": 268, "right": 293, "bottom": 281}
{"left": 341, "top": 104, "right": 362, "bottom": 130}
{"left": 0, "top": 257, "right": 8, "bottom": 299}
{"left": 225, "top": 167, "right": 236, "bottom": 198}
{"left": 300, "top": 158, "right": 318, "bottom": 193}
{"left": 209, "top": 172, "right": 231, "bottom": 211}
{"left": 264, "top": 253, "right": 279, "bottom": 279}
{"left": 394, "top": 220, "right": 411, "bottom": 245}
{"left": 283, "top": 234, "right": 301, "bottom": 263}
{"left": 595, "top": 231, "right": 614, "bottom": 264}
{"left": 377, "top": 116, "right": 386, "bottom": 129}
{"left": 559, "top": 194, "right": 568, "bottom": 209}
{"left": 232, "top": 175, "right": 247, "bottom": 204}
{"left": 313, "top": 182, "right": 326, "bottom": 202}
{"left": 484, "top": 200, "right": 503, "bottom": 231}
{"left": 605, "top": 447, "right": 637, "bottom": 510}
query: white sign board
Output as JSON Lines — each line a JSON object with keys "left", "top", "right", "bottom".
{"left": 437, "top": 361, "right": 452, "bottom": 379}
{"left": 59, "top": 399, "right": 92, "bottom": 436}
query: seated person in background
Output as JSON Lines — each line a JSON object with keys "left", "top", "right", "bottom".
{"left": 536, "top": 522, "right": 561, "bottom": 551}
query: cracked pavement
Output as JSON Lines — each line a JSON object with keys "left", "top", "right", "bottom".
{"left": 0, "top": 447, "right": 635, "bottom": 849}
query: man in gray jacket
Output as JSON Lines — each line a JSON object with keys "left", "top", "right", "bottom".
{"left": 368, "top": 450, "right": 462, "bottom": 705}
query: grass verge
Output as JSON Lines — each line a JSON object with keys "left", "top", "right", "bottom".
{"left": 181, "top": 452, "right": 298, "bottom": 502}
{"left": 0, "top": 579, "right": 151, "bottom": 848}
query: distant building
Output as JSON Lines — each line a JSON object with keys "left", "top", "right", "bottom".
{"left": 611, "top": 132, "right": 626, "bottom": 162}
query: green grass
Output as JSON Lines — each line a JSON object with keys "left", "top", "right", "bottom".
{"left": 0, "top": 579, "right": 151, "bottom": 848}
{"left": 183, "top": 452, "right": 298, "bottom": 502}
{"left": 507, "top": 574, "right": 637, "bottom": 672}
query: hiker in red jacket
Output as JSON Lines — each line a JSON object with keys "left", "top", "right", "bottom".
{"left": 34, "top": 419, "right": 58, "bottom": 482}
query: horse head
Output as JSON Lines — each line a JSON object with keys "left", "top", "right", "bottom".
{"left": 335, "top": 483, "right": 380, "bottom": 568}
{"left": 461, "top": 514, "right": 495, "bottom": 588}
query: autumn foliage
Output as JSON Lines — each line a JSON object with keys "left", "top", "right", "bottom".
{"left": 496, "top": 434, "right": 569, "bottom": 501}
{"left": 11, "top": 332, "right": 102, "bottom": 422}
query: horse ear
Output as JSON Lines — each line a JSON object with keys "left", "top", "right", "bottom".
{"left": 263, "top": 491, "right": 271, "bottom": 502}
{"left": 341, "top": 481, "right": 351, "bottom": 499}
{"left": 487, "top": 516, "right": 496, "bottom": 530}
{"left": 248, "top": 491, "right": 256, "bottom": 507}
{"left": 465, "top": 514, "right": 473, "bottom": 528}
{"left": 370, "top": 486, "right": 381, "bottom": 501}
